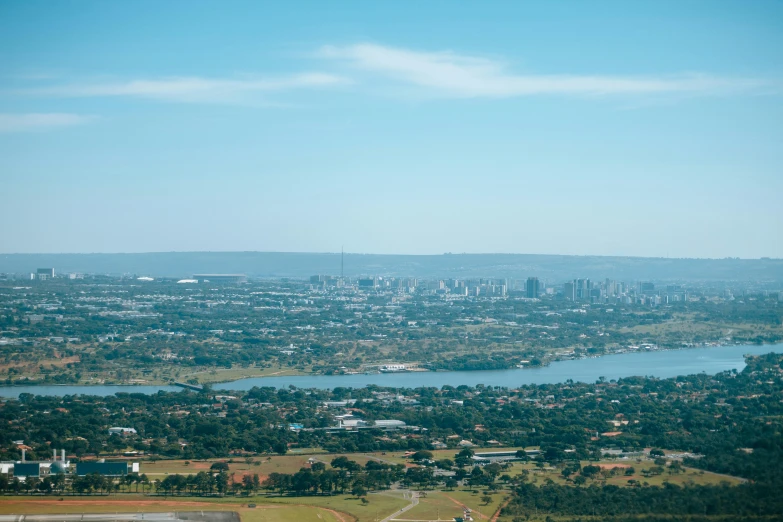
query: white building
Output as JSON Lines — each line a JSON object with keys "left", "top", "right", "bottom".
{"left": 380, "top": 364, "right": 407, "bottom": 372}
{"left": 374, "top": 419, "right": 406, "bottom": 429}
{"left": 108, "top": 427, "right": 137, "bottom": 436}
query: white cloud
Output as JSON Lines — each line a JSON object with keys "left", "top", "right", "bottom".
{"left": 319, "top": 43, "right": 767, "bottom": 98}
{"left": 23, "top": 73, "right": 348, "bottom": 104}
{"left": 0, "top": 113, "right": 95, "bottom": 133}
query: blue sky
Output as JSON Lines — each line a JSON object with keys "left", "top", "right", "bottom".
{"left": 1, "top": 1, "right": 781, "bottom": 258}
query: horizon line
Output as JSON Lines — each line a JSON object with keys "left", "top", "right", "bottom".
{"left": 0, "top": 250, "right": 778, "bottom": 261}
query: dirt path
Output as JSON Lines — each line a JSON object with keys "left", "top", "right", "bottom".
{"left": 442, "top": 494, "right": 488, "bottom": 520}
{"left": 316, "top": 507, "right": 353, "bottom": 522}
{"left": 489, "top": 498, "right": 510, "bottom": 522}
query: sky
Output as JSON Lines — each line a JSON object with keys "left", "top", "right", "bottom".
{"left": 1, "top": 0, "right": 782, "bottom": 258}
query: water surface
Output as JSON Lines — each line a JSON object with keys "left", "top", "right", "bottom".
{"left": 1, "top": 343, "right": 781, "bottom": 398}
{"left": 222, "top": 343, "right": 783, "bottom": 390}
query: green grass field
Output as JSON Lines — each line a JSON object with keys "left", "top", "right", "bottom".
{"left": 258, "top": 491, "right": 408, "bottom": 522}
{"left": 141, "top": 455, "right": 313, "bottom": 477}
{"left": 179, "top": 365, "right": 309, "bottom": 385}
{"left": 401, "top": 489, "right": 506, "bottom": 521}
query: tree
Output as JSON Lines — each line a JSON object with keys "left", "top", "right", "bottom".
{"left": 544, "top": 446, "right": 566, "bottom": 463}
{"left": 352, "top": 483, "right": 367, "bottom": 498}
{"left": 455, "top": 448, "right": 474, "bottom": 468}
{"left": 242, "top": 474, "right": 255, "bottom": 495}
{"left": 210, "top": 462, "right": 230, "bottom": 472}
{"left": 484, "top": 463, "right": 502, "bottom": 481}
{"left": 481, "top": 494, "right": 492, "bottom": 505}
{"left": 515, "top": 450, "right": 529, "bottom": 460}
{"left": 581, "top": 465, "right": 601, "bottom": 478}
{"left": 411, "top": 450, "right": 434, "bottom": 462}
{"left": 215, "top": 472, "right": 229, "bottom": 495}
{"left": 436, "top": 459, "right": 454, "bottom": 469}
{"left": 331, "top": 456, "right": 352, "bottom": 468}
{"left": 405, "top": 467, "right": 434, "bottom": 490}
{"left": 468, "top": 466, "right": 486, "bottom": 487}
{"left": 457, "top": 448, "right": 475, "bottom": 459}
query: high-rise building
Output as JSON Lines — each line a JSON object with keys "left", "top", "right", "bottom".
{"left": 36, "top": 268, "right": 54, "bottom": 280}
{"left": 639, "top": 282, "right": 656, "bottom": 294}
{"left": 576, "top": 278, "right": 591, "bottom": 300}
{"left": 358, "top": 277, "right": 379, "bottom": 288}
{"left": 526, "top": 277, "right": 540, "bottom": 298}
{"left": 563, "top": 281, "right": 576, "bottom": 301}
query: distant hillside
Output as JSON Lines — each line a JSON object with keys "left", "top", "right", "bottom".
{"left": 1, "top": 252, "right": 782, "bottom": 282}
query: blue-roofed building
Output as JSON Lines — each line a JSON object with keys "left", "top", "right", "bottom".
{"left": 75, "top": 462, "right": 129, "bottom": 476}
{"left": 13, "top": 463, "right": 40, "bottom": 478}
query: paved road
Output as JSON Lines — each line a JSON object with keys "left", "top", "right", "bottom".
{"left": 378, "top": 490, "right": 418, "bottom": 522}
{"left": 0, "top": 514, "right": 238, "bottom": 522}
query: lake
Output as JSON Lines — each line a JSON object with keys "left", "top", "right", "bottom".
{"left": 1, "top": 343, "right": 781, "bottom": 398}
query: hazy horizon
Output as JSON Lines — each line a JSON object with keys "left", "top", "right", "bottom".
{"left": 0, "top": 249, "right": 779, "bottom": 261}
{"left": 3, "top": 251, "right": 782, "bottom": 282}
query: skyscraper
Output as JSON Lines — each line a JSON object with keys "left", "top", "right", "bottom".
{"left": 526, "top": 277, "right": 540, "bottom": 298}
{"left": 576, "top": 278, "right": 591, "bottom": 300}
{"left": 563, "top": 281, "right": 576, "bottom": 301}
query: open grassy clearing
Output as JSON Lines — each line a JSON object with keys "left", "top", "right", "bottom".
{"left": 141, "top": 456, "right": 312, "bottom": 478}
{"left": 504, "top": 460, "right": 741, "bottom": 488}
{"left": 257, "top": 492, "right": 407, "bottom": 522}
{"left": 401, "top": 489, "right": 506, "bottom": 521}
{"left": 622, "top": 318, "right": 783, "bottom": 339}
{"left": 181, "top": 366, "right": 309, "bottom": 385}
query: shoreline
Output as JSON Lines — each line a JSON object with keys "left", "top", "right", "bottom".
{"left": 0, "top": 341, "right": 781, "bottom": 394}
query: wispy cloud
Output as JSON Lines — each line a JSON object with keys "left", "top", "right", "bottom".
{"left": 0, "top": 113, "right": 95, "bottom": 133}
{"left": 319, "top": 43, "right": 768, "bottom": 98}
{"left": 20, "top": 73, "right": 348, "bottom": 104}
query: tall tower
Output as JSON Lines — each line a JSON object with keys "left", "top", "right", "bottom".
{"left": 526, "top": 277, "right": 540, "bottom": 298}
{"left": 341, "top": 247, "right": 344, "bottom": 279}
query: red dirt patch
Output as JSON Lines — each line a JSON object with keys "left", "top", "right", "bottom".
{"left": 489, "top": 498, "right": 510, "bottom": 522}
{"left": 599, "top": 463, "right": 631, "bottom": 469}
